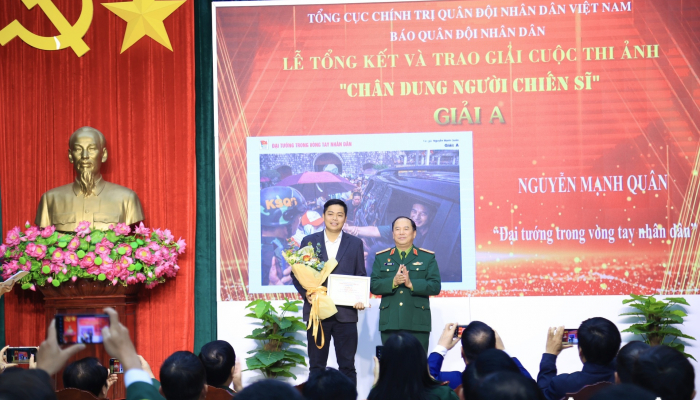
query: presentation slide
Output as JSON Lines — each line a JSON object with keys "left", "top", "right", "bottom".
{"left": 215, "top": 0, "right": 700, "bottom": 301}
{"left": 247, "top": 132, "right": 476, "bottom": 293}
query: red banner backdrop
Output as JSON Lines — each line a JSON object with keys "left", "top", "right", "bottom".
{"left": 0, "top": 0, "right": 196, "bottom": 375}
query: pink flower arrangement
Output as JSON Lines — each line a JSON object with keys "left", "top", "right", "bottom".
{"left": 114, "top": 223, "right": 131, "bottom": 236}
{"left": 41, "top": 226, "right": 56, "bottom": 238}
{"left": 0, "top": 221, "right": 185, "bottom": 290}
{"left": 75, "top": 221, "right": 91, "bottom": 237}
{"left": 67, "top": 237, "right": 81, "bottom": 251}
{"left": 6, "top": 227, "right": 21, "bottom": 246}
{"left": 26, "top": 243, "right": 47, "bottom": 259}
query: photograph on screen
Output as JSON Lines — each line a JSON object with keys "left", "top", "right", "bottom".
{"left": 245, "top": 133, "right": 476, "bottom": 294}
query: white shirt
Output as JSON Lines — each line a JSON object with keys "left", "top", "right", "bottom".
{"left": 324, "top": 230, "right": 343, "bottom": 260}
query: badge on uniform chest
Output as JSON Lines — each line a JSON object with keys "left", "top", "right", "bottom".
{"left": 384, "top": 262, "right": 394, "bottom": 266}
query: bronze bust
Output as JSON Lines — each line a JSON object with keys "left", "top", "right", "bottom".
{"left": 35, "top": 127, "right": 144, "bottom": 231}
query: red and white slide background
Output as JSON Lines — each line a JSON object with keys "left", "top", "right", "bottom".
{"left": 214, "top": 1, "right": 700, "bottom": 394}
{"left": 216, "top": 0, "right": 700, "bottom": 300}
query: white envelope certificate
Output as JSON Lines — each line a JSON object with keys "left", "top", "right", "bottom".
{"left": 327, "top": 275, "right": 371, "bottom": 308}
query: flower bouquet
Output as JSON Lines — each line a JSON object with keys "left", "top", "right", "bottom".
{"left": 282, "top": 241, "right": 338, "bottom": 349}
{"left": 0, "top": 221, "right": 185, "bottom": 290}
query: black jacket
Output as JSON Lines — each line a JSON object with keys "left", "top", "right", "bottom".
{"left": 291, "top": 231, "right": 366, "bottom": 323}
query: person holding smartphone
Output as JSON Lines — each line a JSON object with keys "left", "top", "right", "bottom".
{"left": 370, "top": 216, "right": 442, "bottom": 352}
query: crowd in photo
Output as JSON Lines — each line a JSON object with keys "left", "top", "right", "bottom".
{"left": 0, "top": 307, "right": 695, "bottom": 400}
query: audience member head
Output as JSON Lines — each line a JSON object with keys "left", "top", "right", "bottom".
{"left": 632, "top": 345, "right": 695, "bottom": 400}
{"left": 303, "top": 367, "right": 357, "bottom": 400}
{"left": 0, "top": 369, "right": 56, "bottom": 400}
{"left": 198, "top": 340, "right": 236, "bottom": 387}
{"left": 615, "top": 341, "right": 649, "bottom": 383}
{"left": 234, "top": 379, "right": 303, "bottom": 400}
{"left": 368, "top": 331, "right": 437, "bottom": 400}
{"left": 474, "top": 371, "right": 545, "bottom": 400}
{"left": 62, "top": 357, "right": 109, "bottom": 397}
{"left": 461, "top": 321, "right": 496, "bottom": 363}
{"left": 462, "top": 349, "right": 521, "bottom": 397}
{"left": 160, "top": 351, "right": 207, "bottom": 400}
{"left": 577, "top": 317, "right": 621, "bottom": 365}
{"left": 590, "top": 384, "right": 657, "bottom": 400}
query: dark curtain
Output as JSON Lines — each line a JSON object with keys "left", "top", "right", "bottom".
{"left": 194, "top": 0, "right": 217, "bottom": 353}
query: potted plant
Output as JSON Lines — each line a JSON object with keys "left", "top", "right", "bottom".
{"left": 620, "top": 294, "right": 696, "bottom": 360}
{"left": 244, "top": 298, "right": 308, "bottom": 379}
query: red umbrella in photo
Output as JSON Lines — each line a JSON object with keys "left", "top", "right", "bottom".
{"left": 276, "top": 171, "right": 356, "bottom": 200}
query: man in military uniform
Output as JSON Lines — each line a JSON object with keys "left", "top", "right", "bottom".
{"left": 260, "top": 186, "right": 307, "bottom": 285}
{"left": 370, "top": 216, "right": 441, "bottom": 352}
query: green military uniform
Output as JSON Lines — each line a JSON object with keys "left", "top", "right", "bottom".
{"left": 126, "top": 381, "right": 164, "bottom": 400}
{"left": 370, "top": 246, "right": 441, "bottom": 352}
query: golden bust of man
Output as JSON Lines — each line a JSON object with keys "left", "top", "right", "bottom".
{"left": 35, "top": 126, "right": 144, "bottom": 231}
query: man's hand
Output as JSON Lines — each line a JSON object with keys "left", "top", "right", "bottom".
{"left": 393, "top": 266, "right": 406, "bottom": 286}
{"left": 28, "top": 354, "right": 37, "bottom": 369}
{"left": 232, "top": 358, "right": 243, "bottom": 392}
{"left": 494, "top": 330, "right": 505, "bottom": 351}
{"left": 269, "top": 257, "right": 292, "bottom": 285}
{"left": 403, "top": 267, "right": 413, "bottom": 290}
{"left": 138, "top": 355, "right": 155, "bottom": 379}
{"left": 36, "top": 320, "right": 86, "bottom": 375}
{"left": 0, "top": 281, "right": 14, "bottom": 297}
{"left": 437, "top": 323, "right": 461, "bottom": 350}
{"left": 353, "top": 302, "right": 367, "bottom": 310}
{"left": 101, "top": 307, "right": 141, "bottom": 372}
{"left": 545, "top": 326, "right": 572, "bottom": 356}
{"left": 0, "top": 345, "right": 18, "bottom": 373}
{"left": 99, "top": 374, "right": 118, "bottom": 398}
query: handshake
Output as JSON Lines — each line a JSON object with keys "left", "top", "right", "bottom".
{"left": 392, "top": 265, "right": 413, "bottom": 290}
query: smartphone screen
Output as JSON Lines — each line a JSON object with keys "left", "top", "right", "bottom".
{"left": 55, "top": 314, "right": 109, "bottom": 344}
{"left": 454, "top": 325, "right": 468, "bottom": 338}
{"left": 375, "top": 345, "right": 383, "bottom": 361}
{"left": 110, "top": 358, "right": 123, "bottom": 374}
{"left": 7, "top": 347, "right": 37, "bottom": 364}
{"left": 562, "top": 329, "right": 578, "bottom": 345}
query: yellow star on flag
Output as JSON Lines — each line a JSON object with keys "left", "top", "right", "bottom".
{"left": 103, "top": 0, "right": 185, "bottom": 53}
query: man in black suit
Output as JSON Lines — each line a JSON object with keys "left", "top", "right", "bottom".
{"left": 291, "top": 199, "right": 367, "bottom": 385}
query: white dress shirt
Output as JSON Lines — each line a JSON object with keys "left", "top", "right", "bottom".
{"left": 324, "top": 230, "right": 343, "bottom": 260}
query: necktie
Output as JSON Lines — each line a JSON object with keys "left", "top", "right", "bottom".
{"left": 401, "top": 251, "right": 406, "bottom": 259}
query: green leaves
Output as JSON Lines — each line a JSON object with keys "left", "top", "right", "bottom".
{"left": 280, "top": 300, "right": 302, "bottom": 312}
{"left": 90, "top": 231, "right": 105, "bottom": 244}
{"left": 106, "top": 231, "right": 118, "bottom": 243}
{"left": 97, "top": 273, "right": 106, "bottom": 281}
{"left": 664, "top": 297, "right": 690, "bottom": 306}
{"left": 254, "top": 301, "right": 270, "bottom": 318}
{"left": 620, "top": 293, "right": 695, "bottom": 359}
{"left": 41, "top": 265, "right": 51, "bottom": 274}
{"left": 245, "top": 298, "right": 308, "bottom": 379}
{"left": 255, "top": 351, "right": 285, "bottom": 366}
